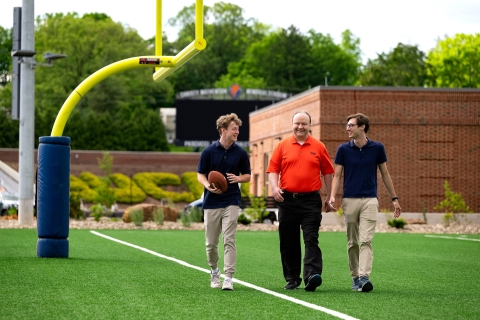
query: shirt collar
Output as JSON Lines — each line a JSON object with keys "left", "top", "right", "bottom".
{"left": 215, "top": 140, "right": 237, "bottom": 150}
{"left": 290, "top": 135, "right": 311, "bottom": 145}
{"left": 349, "top": 138, "right": 372, "bottom": 148}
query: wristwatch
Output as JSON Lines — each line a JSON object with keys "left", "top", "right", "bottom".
{"left": 391, "top": 196, "right": 399, "bottom": 202}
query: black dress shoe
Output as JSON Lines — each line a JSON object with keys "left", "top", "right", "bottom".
{"left": 284, "top": 280, "right": 300, "bottom": 290}
{"left": 304, "top": 274, "right": 322, "bottom": 292}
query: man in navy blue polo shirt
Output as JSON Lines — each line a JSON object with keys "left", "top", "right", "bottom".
{"left": 327, "top": 113, "right": 402, "bottom": 293}
{"left": 197, "top": 113, "right": 251, "bottom": 291}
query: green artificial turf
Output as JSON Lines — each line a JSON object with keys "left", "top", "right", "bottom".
{"left": 0, "top": 229, "right": 478, "bottom": 319}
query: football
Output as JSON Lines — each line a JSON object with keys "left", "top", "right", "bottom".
{"left": 208, "top": 171, "right": 228, "bottom": 192}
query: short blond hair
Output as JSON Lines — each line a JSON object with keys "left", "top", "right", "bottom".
{"left": 216, "top": 113, "right": 242, "bottom": 136}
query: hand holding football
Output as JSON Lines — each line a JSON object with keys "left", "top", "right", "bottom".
{"left": 208, "top": 171, "right": 228, "bottom": 192}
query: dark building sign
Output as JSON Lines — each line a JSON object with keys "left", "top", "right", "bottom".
{"left": 174, "top": 99, "right": 274, "bottom": 148}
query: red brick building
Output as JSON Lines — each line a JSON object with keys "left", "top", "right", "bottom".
{"left": 249, "top": 86, "right": 480, "bottom": 213}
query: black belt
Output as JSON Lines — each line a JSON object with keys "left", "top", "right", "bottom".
{"left": 282, "top": 190, "right": 319, "bottom": 199}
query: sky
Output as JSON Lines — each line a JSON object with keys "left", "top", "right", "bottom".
{"left": 1, "top": 0, "right": 479, "bottom": 64}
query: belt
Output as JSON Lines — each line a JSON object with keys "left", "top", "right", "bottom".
{"left": 282, "top": 190, "right": 319, "bottom": 199}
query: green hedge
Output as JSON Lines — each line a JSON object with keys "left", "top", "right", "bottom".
{"left": 71, "top": 171, "right": 201, "bottom": 204}
{"left": 181, "top": 172, "right": 203, "bottom": 199}
{"left": 70, "top": 175, "right": 98, "bottom": 202}
{"left": 132, "top": 172, "right": 195, "bottom": 203}
{"left": 79, "top": 171, "right": 103, "bottom": 189}
{"left": 110, "top": 173, "right": 146, "bottom": 203}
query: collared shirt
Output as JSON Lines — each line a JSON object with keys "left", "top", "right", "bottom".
{"left": 267, "top": 135, "right": 334, "bottom": 193}
{"left": 334, "top": 138, "right": 387, "bottom": 198}
{"left": 198, "top": 140, "right": 251, "bottom": 209}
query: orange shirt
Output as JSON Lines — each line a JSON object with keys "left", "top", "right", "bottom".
{"left": 267, "top": 135, "right": 334, "bottom": 192}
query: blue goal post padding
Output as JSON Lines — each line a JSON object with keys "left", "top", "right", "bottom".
{"left": 36, "top": 136, "right": 71, "bottom": 258}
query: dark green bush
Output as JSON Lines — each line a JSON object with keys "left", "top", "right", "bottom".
{"left": 238, "top": 213, "right": 251, "bottom": 225}
{"left": 387, "top": 218, "right": 407, "bottom": 229}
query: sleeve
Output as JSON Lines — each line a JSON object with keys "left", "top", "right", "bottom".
{"left": 334, "top": 145, "right": 344, "bottom": 166}
{"left": 266, "top": 142, "right": 282, "bottom": 173}
{"left": 239, "top": 150, "right": 251, "bottom": 175}
{"left": 377, "top": 143, "right": 387, "bottom": 164}
{"left": 319, "top": 144, "right": 335, "bottom": 175}
{"left": 197, "top": 149, "right": 209, "bottom": 174}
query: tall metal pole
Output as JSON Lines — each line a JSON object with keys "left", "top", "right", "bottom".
{"left": 18, "top": 0, "right": 35, "bottom": 225}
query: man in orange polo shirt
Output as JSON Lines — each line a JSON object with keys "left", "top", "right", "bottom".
{"left": 267, "top": 110, "right": 334, "bottom": 292}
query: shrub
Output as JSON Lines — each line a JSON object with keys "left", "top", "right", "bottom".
{"left": 442, "top": 213, "right": 454, "bottom": 227}
{"left": 240, "top": 182, "right": 250, "bottom": 197}
{"left": 181, "top": 172, "right": 204, "bottom": 199}
{"left": 244, "top": 195, "right": 267, "bottom": 222}
{"left": 111, "top": 173, "right": 146, "bottom": 203}
{"left": 70, "top": 175, "right": 98, "bottom": 202}
{"left": 180, "top": 212, "right": 192, "bottom": 227}
{"left": 129, "top": 208, "right": 144, "bottom": 226}
{"left": 238, "top": 213, "right": 251, "bottom": 225}
{"left": 189, "top": 206, "right": 203, "bottom": 223}
{"left": 387, "top": 218, "right": 407, "bottom": 229}
{"left": 434, "top": 181, "right": 473, "bottom": 222}
{"left": 70, "top": 192, "right": 84, "bottom": 219}
{"left": 153, "top": 207, "right": 164, "bottom": 225}
{"left": 79, "top": 172, "right": 102, "bottom": 189}
{"left": 89, "top": 203, "right": 105, "bottom": 222}
{"left": 7, "top": 206, "right": 18, "bottom": 216}
{"left": 133, "top": 172, "right": 195, "bottom": 203}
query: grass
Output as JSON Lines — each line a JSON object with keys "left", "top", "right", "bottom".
{"left": 0, "top": 229, "right": 479, "bottom": 319}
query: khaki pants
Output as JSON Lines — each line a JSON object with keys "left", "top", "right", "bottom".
{"left": 342, "top": 198, "right": 378, "bottom": 278}
{"left": 204, "top": 205, "right": 239, "bottom": 278}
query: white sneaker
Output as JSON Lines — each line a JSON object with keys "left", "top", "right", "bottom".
{"left": 210, "top": 270, "right": 221, "bottom": 289}
{"left": 222, "top": 277, "right": 234, "bottom": 291}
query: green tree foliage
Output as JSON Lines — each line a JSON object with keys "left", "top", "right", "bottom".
{"left": 32, "top": 13, "right": 171, "bottom": 150}
{"left": 218, "top": 27, "right": 361, "bottom": 93}
{"left": 359, "top": 43, "right": 428, "bottom": 87}
{"left": 0, "top": 26, "right": 12, "bottom": 86}
{"left": 166, "top": 2, "right": 269, "bottom": 92}
{"left": 0, "top": 26, "right": 16, "bottom": 143}
{"left": 426, "top": 33, "right": 480, "bottom": 88}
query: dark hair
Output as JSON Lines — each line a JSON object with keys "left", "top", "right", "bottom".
{"left": 216, "top": 113, "right": 242, "bottom": 136}
{"left": 292, "top": 110, "right": 311, "bottom": 124}
{"left": 347, "top": 113, "right": 370, "bottom": 133}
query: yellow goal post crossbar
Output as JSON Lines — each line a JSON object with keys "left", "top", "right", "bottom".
{"left": 50, "top": 0, "right": 206, "bottom": 136}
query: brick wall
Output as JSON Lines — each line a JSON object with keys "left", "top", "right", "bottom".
{"left": 0, "top": 149, "right": 200, "bottom": 177}
{"left": 249, "top": 86, "right": 480, "bottom": 213}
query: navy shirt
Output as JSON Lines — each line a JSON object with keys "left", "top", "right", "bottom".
{"left": 197, "top": 140, "right": 251, "bottom": 209}
{"left": 334, "top": 139, "right": 387, "bottom": 198}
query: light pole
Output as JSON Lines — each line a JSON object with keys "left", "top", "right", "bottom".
{"left": 12, "top": 1, "right": 67, "bottom": 225}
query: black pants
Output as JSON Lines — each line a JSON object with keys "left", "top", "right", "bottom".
{"left": 277, "top": 192, "right": 323, "bottom": 285}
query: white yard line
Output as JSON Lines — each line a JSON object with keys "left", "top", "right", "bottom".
{"left": 425, "top": 235, "right": 480, "bottom": 242}
{"left": 91, "top": 230, "right": 358, "bottom": 320}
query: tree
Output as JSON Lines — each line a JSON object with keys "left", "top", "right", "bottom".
{"left": 359, "top": 43, "right": 428, "bottom": 87}
{"left": 31, "top": 13, "right": 172, "bottom": 150}
{"left": 218, "top": 27, "right": 362, "bottom": 93}
{"left": 166, "top": 3, "right": 269, "bottom": 92}
{"left": 308, "top": 29, "right": 362, "bottom": 86}
{"left": 0, "top": 26, "right": 12, "bottom": 86}
{"left": 426, "top": 33, "right": 480, "bottom": 88}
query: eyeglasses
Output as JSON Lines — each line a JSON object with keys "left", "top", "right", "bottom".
{"left": 346, "top": 123, "right": 358, "bottom": 129}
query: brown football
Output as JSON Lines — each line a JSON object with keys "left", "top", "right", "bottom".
{"left": 208, "top": 171, "right": 228, "bottom": 192}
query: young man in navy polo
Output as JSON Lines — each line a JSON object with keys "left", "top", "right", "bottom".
{"left": 328, "top": 113, "right": 402, "bottom": 292}
{"left": 197, "top": 113, "right": 251, "bottom": 291}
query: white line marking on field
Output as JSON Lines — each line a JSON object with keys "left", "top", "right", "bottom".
{"left": 91, "top": 230, "right": 358, "bottom": 320}
{"left": 425, "top": 235, "right": 480, "bottom": 242}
